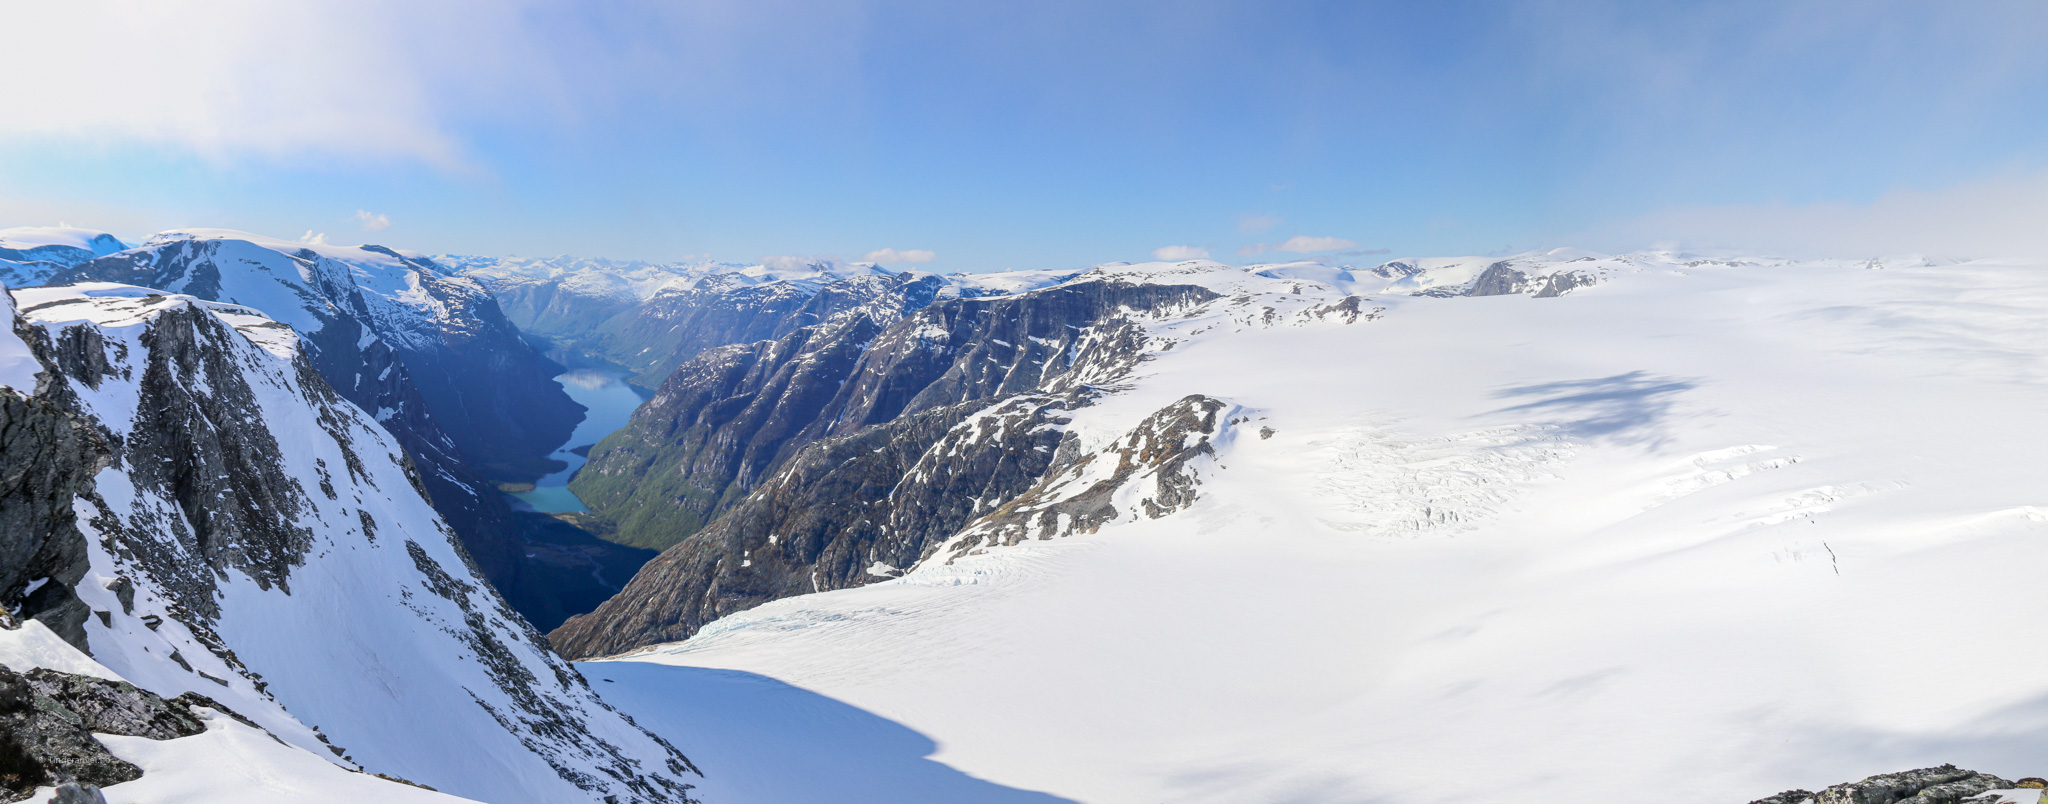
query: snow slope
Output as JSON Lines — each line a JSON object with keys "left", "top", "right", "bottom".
{"left": 0, "top": 621, "right": 481, "bottom": 804}
{"left": 3, "top": 283, "right": 699, "bottom": 803}
{"left": 597, "top": 253, "right": 2048, "bottom": 803}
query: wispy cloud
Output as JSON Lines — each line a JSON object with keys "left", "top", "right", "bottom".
{"left": 355, "top": 210, "right": 392, "bottom": 232}
{"left": 299, "top": 231, "right": 329, "bottom": 245}
{"left": 1589, "top": 167, "right": 2048, "bottom": 258}
{"left": 1237, "top": 214, "right": 1282, "bottom": 234}
{"left": 760, "top": 255, "right": 820, "bottom": 271}
{"left": 1240, "top": 235, "right": 1361, "bottom": 257}
{"left": 1278, "top": 235, "right": 1359, "bottom": 253}
{"left": 861, "top": 248, "right": 936, "bottom": 264}
{"left": 1151, "top": 245, "right": 1209, "bottom": 261}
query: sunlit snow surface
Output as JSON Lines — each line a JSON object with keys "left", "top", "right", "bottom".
{"left": 597, "top": 254, "right": 2048, "bottom": 803}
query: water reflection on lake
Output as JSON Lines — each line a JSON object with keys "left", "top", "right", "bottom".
{"left": 508, "top": 370, "right": 651, "bottom": 513}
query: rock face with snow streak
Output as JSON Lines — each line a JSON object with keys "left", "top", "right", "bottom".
{"left": 46, "top": 231, "right": 635, "bottom": 629}
{"left": 0, "top": 283, "right": 698, "bottom": 803}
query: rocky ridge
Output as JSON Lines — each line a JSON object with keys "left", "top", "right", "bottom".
{"left": 1748, "top": 765, "right": 2038, "bottom": 804}
{"left": 0, "top": 283, "right": 698, "bottom": 803}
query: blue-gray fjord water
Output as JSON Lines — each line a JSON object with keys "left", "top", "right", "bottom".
{"left": 509, "top": 370, "right": 651, "bottom": 512}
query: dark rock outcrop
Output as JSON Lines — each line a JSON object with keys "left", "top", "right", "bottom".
{"left": 0, "top": 386, "right": 108, "bottom": 651}
{"left": 0, "top": 662, "right": 209, "bottom": 802}
{"left": 1748, "top": 764, "right": 2019, "bottom": 804}
{"left": 1467, "top": 261, "right": 1599, "bottom": 298}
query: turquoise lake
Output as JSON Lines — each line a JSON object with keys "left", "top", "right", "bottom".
{"left": 507, "top": 370, "right": 652, "bottom": 513}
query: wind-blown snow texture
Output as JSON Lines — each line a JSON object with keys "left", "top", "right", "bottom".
{"left": 581, "top": 250, "right": 2048, "bottom": 803}
{"left": 0, "top": 283, "right": 698, "bottom": 803}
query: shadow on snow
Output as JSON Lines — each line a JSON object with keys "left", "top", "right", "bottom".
{"left": 581, "top": 662, "right": 1080, "bottom": 804}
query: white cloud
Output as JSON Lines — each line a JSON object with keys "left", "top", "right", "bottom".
{"left": 0, "top": 1, "right": 500, "bottom": 166}
{"left": 761, "top": 255, "right": 819, "bottom": 271}
{"left": 354, "top": 210, "right": 392, "bottom": 232}
{"left": 298, "top": 231, "right": 329, "bottom": 245}
{"left": 1237, "top": 214, "right": 1282, "bottom": 234}
{"left": 1151, "top": 245, "right": 1209, "bottom": 261}
{"left": 1276, "top": 236, "right": 1359, "bottom": 253}
{"left": 1588, "top": 168, "right": 2048, "bottom": 259}
{"left": 861, "top": 248, "right": 936, "bottom": 264}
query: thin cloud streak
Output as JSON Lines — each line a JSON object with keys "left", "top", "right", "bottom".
{"left": 1587, "top": 167, "right": 2048, "bottom": 259}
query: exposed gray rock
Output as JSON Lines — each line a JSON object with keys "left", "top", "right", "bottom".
{"left": 949, "top": 394, "right": 1229, "bottom": 555}
{"left": 1467, "top": 261, "right": 1600, "bottom": 298}
{"left": 0, "top": 662, "right": 210, "bottom": 802}
{"left": 0, "top": 315, "right": 112, "bottom": 651}
{"left": 1749, "top": 764, "right": 2019, "bottom": 804}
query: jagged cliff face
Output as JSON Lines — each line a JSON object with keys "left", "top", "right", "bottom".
{"left": 0, "top": 283, "right": 698, "bottom": 803}
{"left": 45, "top": 231, "right": 635, "bottom": 630}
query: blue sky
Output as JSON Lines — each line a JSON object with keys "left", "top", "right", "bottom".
{"left": 5, "top": 0, "right": 2048, "bottom": 270}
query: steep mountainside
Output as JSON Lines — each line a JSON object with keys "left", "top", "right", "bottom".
{"left": 0, "top": 282, "right": 698, "bottom": 802}
{"left": 47, "top": 231, "right": 639, "bottom": 630}
{"left": 550, "top": 258, "right": 1465, "bottom": 657}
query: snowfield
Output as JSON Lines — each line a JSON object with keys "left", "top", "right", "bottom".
{"left": 595, "top": 253, "right": 2048, "bottom": 803}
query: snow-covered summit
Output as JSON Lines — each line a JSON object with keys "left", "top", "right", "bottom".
{"left": 0, "top": 226, "right": 127, "bottom": 287}
{"left": 0, "top": 226, "right": 126, "bottom": 255}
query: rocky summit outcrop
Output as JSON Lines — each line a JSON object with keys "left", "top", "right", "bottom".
{"left": 43, "top": 231, "right": 632, "bottom": 629}
{"left": 1748, "top": 765, "right": 2030, "bottom": 804}
{"left": 1, "top": 284, "right": 698, "bottom": 803}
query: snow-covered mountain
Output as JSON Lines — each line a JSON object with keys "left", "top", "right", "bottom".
{"left": 548, "top": 249, "right": 2048, "bottom": 802}
{"left": 0, "top": 282, "right": 698, "bottom": 802}
{"left": 0, "top": 227, "right": 126, "bottom": 288}
{"left": 548, "top": 252, "right": 1604, "bottom": 655}
{"left": 449, "top": 253, "right": 1075, "bottom": 386}
{"left": 48, "top": 231, "right": 643, "bottom": 630}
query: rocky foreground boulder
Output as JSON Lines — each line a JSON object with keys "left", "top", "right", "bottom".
{"left": 0, "top": 659, "right": 206, "bottom": 801}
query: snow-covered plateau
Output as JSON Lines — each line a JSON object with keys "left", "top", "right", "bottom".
{"left": 581, "top": 251, "right": 2048, "bottom": 803}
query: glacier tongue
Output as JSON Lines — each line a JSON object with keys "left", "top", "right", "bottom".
{"left": 1, "top": 283, "right": 699, "bottom": 803}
